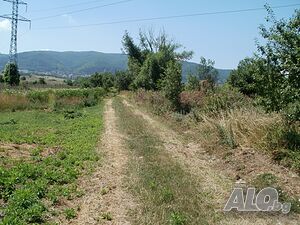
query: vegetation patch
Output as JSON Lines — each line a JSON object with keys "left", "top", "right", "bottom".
{"left": 0, "top": 96, "right": 104, "bottom": 224}
{"left": 0, "top": 88, "right": 106, "bottom": 112}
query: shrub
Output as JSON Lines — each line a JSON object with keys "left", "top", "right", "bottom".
{"left": 38, "top": 77, "right": 46, "bottom": 85}
{"left": 64, "top": 110, "right": 84, "bottom": 119}
{"left": 3, "top": 63, "right": 20, "bottom": 86}
{"left": 198, "top": 85, "right": 248, "bottom": 116}
{"left": 159, "top": 61, "right": 182, "bottom": 110}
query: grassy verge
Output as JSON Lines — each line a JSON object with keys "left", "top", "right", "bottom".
{"left": 128, "top": 89, "right": 300, "bottom": 214}
{"left": 113, "top": 97, "right": 220, "bottom": 225}
{"left": 0, "top": 103, "right": 104, "bottom": 224}
{"left": 130, "top": 89, "right": 300, "bottom": 173}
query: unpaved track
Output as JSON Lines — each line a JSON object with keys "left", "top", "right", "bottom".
{"left": 73, "top": 99, "right": 135, "bottom": 225}
{"left": 122, "top": 98, "right": 300, "bottom": 225}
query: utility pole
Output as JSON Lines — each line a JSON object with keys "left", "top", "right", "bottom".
{"left": 0, "top": 0, "right": 30, "bottom": 65}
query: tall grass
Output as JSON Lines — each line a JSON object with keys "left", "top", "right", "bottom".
{"left": 132, "top": 86, "right": 300, "bottom": 173}
{"left": 0, "top": 88, "right": 106, "bottom": 112}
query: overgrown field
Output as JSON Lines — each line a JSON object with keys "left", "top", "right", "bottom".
{"left": 0, "top": 89, "right": 105, "bottom": 224}
{"left": 0, "top": 88, "right": 106, "bottom": 112}
{"left": 131, "top": 87, "right": 300, "bottom": 173}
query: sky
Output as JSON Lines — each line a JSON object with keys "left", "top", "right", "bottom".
{"left": 0, "top": 0, "right": 299, "bottom": 69}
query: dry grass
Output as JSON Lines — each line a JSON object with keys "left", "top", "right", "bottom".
{"left": 195, "top": 107, "right": 281, "bottom": 151}
{"left": 0, "top": 93, "right": 29, "bottom": 111}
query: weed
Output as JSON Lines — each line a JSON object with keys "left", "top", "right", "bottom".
{"left": 216, "top": 123, "right": 238, "bottom": 149}
{"left": 0, "top": 118, "right": 17, "bottom": 125}
{"left": 0, "top": 103, "right": 104, "bottom": 223}
{"left": 64, "top": 208, "right": 77, "bottom": 220}
{"left": 252, "top": 173, "right": 278, "bottom": 190}
{"left": 100, "top": 187, "right": 109, "bottom": 196}
{"left": 161, "top": 187, "right": 174, "bottom": 203}
{"left": 101, "top": 212, "right": 113, "bottom": 221}
{"left": 64, "top": 110, "right": 84, "bottom": 119}
{"left": 252, "top": 173, "right": 300, "bottom": 213}
{"left": 170, "top": 212, "right": 186, "bottom": 225}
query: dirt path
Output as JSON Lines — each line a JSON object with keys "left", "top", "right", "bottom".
{"left": 122, "top": 98, "right": 300, "bottom": 225}
{"left": 72, "top": 99, "right": 135, "bottom": 225}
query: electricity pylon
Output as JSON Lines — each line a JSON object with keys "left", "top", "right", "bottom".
{"left": 0, "top": 0, "right": 30, "bottom": 65}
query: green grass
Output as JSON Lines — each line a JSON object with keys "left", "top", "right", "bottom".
{"left": 64, "top": 208, "right": 77, "bottom": 220}
{"left": 113, "top": 97, "right": 220, "bottom": 225}
{"left": 0, "top": 103, "right": 104, "bottom": 224}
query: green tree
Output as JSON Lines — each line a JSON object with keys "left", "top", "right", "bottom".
{"left": 3, "top": 63, "right": 20, "bottom": 86}
{"left": 256, "top": 8, "right": 300, "bottom": 115}
{"left": 185, "top": 74, "right": 200, "bottom": 91}
{"left": 122, "top": 30, "right": 193, "bottom": 90}
{"left": 133, "top": 54, "right": 160, "bottom": 90}
{"left": 115, "top": 71, "right": 132, "bottom": 91}
{"left": 227, "top": 57, "right": 262, "bottom": 96}
{"left": 185, "top": 57, "right": 219, "bottom": 91}
{"left": 160, "top": 61, "right": 182, "bottom": 109}
{"left": 90, "top": 73, "right": 103, "bottom": 87}
{"left": 38, "top": 77, "right": 46, "bottom": 85}
{"left": 198, "top": 57, "right": 219, "bottom": 89}
{"left": 101, "top": 72, "right": 115, "bottom": 90}
{"left": 65, "top": 79, "right": 73, "bottom": 86}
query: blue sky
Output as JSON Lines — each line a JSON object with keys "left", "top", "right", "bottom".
{"left": 0, "top": 0, "right": 299, "bottom": 69}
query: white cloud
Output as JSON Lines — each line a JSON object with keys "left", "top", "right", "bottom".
{"left": 0, "top": 19, "right": 10, "bottom": 31}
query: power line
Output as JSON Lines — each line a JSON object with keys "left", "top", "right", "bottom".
{"left": 32, "top": 3, "right": 300, "bottom": 30}
{"left": 30, "top": 0, "right": 108, "bottom": 13}
{"left": 32, "top": 0, "right": 135, "bottom": 21}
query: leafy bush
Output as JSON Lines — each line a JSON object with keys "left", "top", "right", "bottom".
{"left": 227, "top": 57, "right": 261, "bottom": 96}
{"left": 134, "top": 89, "right": 173, "bottom": 115}
{"left": 38, "top": 77, "right": 46, "bottom": 85}
{"left": 197, "top": 85, "right": 248, "bottom": 116}
{"left": 64, "top": 110, "right": 84, "bottom": 119}
{"left": 159, "top": 61, "right": 182, "bottom": 110}
{"left": 3, "top": 63, "right": 20, "bottom": 86}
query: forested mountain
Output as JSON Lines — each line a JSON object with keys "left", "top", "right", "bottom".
{"left": 0, "top": 51, "right": 231, "bottom": 82}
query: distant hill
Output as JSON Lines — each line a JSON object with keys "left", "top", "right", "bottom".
{"left": 0, "top": 51, "right": 232, "bottom": 82}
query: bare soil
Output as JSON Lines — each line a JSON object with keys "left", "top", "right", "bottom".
{"left": 0, "top": 143, "right": 61, "bottom": 160}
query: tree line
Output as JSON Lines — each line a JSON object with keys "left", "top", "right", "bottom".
{"left": 1, "top": 7, "right": 298, "bottom": 123}
{"left": 228, "top": 7, "right": 299, "bottom": 123}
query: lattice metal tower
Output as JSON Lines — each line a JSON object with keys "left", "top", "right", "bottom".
{"left": 1, "top": 0, "right": 30, "bottom": 64}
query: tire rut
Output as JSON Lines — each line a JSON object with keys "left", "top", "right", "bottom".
{"left": 72, "top": 99, "right": 135, "bottom": 225}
